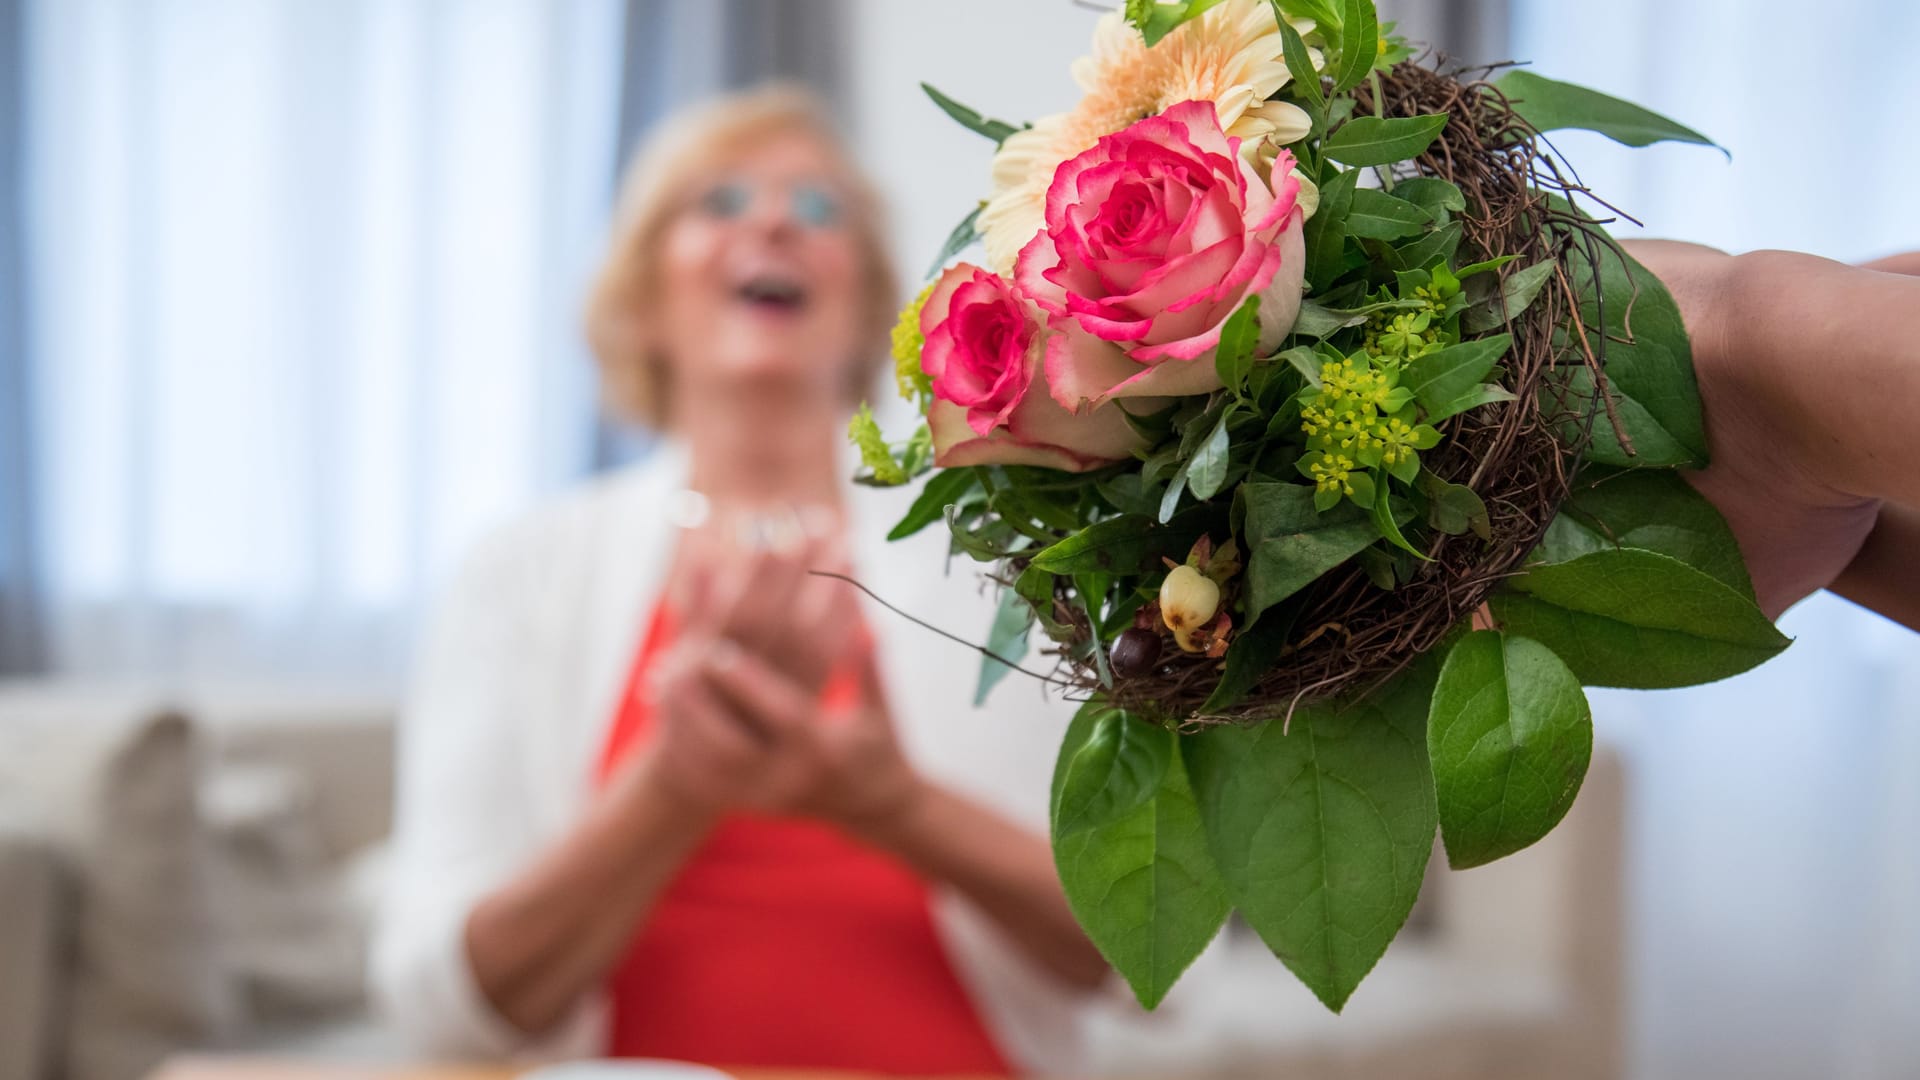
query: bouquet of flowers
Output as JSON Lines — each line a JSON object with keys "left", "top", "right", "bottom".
{"left": 850, "top": 0, "right": 1780, "bottom": 1011}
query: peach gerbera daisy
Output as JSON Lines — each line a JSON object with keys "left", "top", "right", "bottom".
{"left": 979, "top": 0, "right": 1318, "bottom": 275}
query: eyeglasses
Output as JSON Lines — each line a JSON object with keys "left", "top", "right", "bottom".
{"left": 692, "top": 178, "right": 846, "bottom": 229}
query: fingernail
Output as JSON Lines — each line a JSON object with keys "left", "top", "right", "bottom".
{"left": 709, "top": 638, "right": 742, "bottom": 673}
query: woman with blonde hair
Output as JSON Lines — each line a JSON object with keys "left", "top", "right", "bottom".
{"left": 372, "top": 86, "right": 1107, "bottom": 1073}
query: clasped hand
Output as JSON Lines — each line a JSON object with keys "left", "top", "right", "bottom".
{"left": 632, "top": 539, "right": 922, "bottom": 833}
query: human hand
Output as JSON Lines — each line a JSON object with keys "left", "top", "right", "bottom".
{"left": 636, "top": 543, "right": 923, "bottom": 828}
{"left": 1621, "top": 240, "right": 1887, "bottom": 618}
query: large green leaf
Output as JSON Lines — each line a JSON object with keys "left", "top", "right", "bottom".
{"left": 1323, "top": 114, "right": 1449, "bottom": 167}
{"left": 1185, "top": 663, "right": 1439, "bottom": 1012}
{"left": 1401, "top": 335, "right": 1511, "bottom": 414}
{"left": 1053, "top": 706, "right": 1230, "bottom": 1009}
{"left": 1489, "top": 549, "right": 1788, "bottom": 689}
{"left": 920, "top": 83, "right": 1026, "bottom": 145}
{"left": 1241, "top": 483, "right": 1380, "bottom": 616}
{"left": 1493, "top": 70, "right": 1719, "bottom": 152}
{"left": 1054, "top": 705, "right": 1173, "bottom": 836}
{"left": 1429, "top": 631, "right": 1592, "bottom": 869}
{"left": 1555, "top": 230, "right": 1707, "bottom": 467}
{"left": 974, "top": 586, "right": 1034, "bottom": 706}
{"left": 1537, "top": 469, "right": 1753, "bottom": 599}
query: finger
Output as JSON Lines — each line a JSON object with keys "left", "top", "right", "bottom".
{"left": 713, "top": 550, "right": 807, "bottom": 656}
{"left": 675, "top": 674, "right": 776, "bottom": 763}
{"left": 699, "top": 639, "right": 816, "bottom": 742}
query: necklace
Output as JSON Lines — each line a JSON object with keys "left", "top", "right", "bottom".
{"left": 665, "top": 489, "right": 841, "bottom": 553}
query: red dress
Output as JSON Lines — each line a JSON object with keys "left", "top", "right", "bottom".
{"left": 593, "top": 603, "right": 1012, "bottom": 1076}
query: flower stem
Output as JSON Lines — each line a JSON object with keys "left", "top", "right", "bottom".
{"left": 1368, "top": 69, "right": 1395, "bottom": 192}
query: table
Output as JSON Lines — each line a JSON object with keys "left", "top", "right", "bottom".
{"left": 152, "top": 1058, "right": 1007, "bottom": 1080}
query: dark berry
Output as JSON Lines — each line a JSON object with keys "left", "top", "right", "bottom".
{"left": 1109, "top": 627, "right": 1163, "bottom": 678}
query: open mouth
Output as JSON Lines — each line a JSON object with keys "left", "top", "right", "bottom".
{"left": 736, "top": 273, "right": 809, "bottom": 314}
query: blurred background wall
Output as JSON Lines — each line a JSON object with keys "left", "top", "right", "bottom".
{"left": 1, "top": 2, "right": 1916, "bottom": 1078}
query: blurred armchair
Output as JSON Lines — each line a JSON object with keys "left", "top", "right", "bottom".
{"left": 0, "top": 682, "right": 1624, "bottom": 1080}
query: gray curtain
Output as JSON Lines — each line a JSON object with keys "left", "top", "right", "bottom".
{"left": 0, "top": 0, "right": 43, "bottom": 675}
{"left": 594, "top": 0, "right": 850, "bottom": 469}
{"left": 1379, "top": 0, "right": 1509, "bottom": 67}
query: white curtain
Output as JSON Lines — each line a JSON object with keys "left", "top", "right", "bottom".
{"left": 24, "top": 0, "right": 625, "bottom": 686}
{"left": 1510, "top": 3, "right": 1920, "bottom": 1077}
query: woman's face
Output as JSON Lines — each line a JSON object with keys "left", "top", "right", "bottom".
{"left": 655, "top": 131, "right": 867, "bottom": 411}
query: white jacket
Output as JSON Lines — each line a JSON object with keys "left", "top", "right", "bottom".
{"left": 371, "top": 442, "right": 1089, "bottom": 1071}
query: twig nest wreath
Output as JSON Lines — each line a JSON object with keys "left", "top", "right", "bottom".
{"left": 849, "top": 0, "right": 1782, "bottom": 1012}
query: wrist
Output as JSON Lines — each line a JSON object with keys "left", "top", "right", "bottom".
{"left": 843, "top": 773, "right": 938, "bottom": 855}
{"left": 608, "top": 751, "right": 722, "bottom": 846}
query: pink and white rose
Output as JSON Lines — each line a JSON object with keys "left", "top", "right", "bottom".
{"left": 1016, "top": 99, "right": 1308, "bottom": 411}
{"left": 920, "top": 262, "right": 1145, "bottom": 472}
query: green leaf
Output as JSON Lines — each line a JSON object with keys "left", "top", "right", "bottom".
{"left": 1346, "top": 188, "right": 1433, "bottom": 240}
{"left": 1453, "top": 255, "right": 1519, "bottom": 279}
{"left": 1186, "top": 409, "right": 1235, "bottom": 502}
{"left": 1055, "top": 705, "right": 1174, "bottom": 835}
{"left": 1462, "top": 258, "right": 1557, "bottom": 334}
{"left": 1241, "top": 483, "right": 1380, "bottom": 615}
{"left": 1426, "top": 382, "right": 1518, "bottom": 424}
{"left": 1401, "top": 334, "right": 1511, "bottom": 414}
{"left": 1489, "top": 549, "right": 1789, "bottom": 689}
{"left": 1272, "top": 0, "right": 1342, "bottom": 32}
{"left": 1126, "top": 0, "right": 1228, "bottom": 47}
{"left": 1185, "top": 662, "right": 1439, "bottom": 1012}
{"left": 920, "top": 82, "right": 1026, "bottom": 145}
{"left": 1493, "top": 70, "right": 1720, "bottom": 153}
{"left": 926, "top": 203, "right": 985, "bottom": 280}
{"left": 1030, "top": 510, "right": 1208, "bottom": 575}
{"left": 1281, "top": 345, "right": 1326, "bottom": 386}
{"left": 1371, "top": 485, "right": 1427, "bottom": 559}
{"left": 1290, "top": 299, "right": 1366, "bottom": 339}
{"left": 1420, "top": 472, "right": 1491, "bottom": 540}
{"left": 1213, "top": 296, "right": 1263, "bottom": 398}
{"left": 1391, "top": 176, "right": 1465, "bottom": 216}
{"left": 1053, "top": 706, "right": 1229, "bottom": 1009}
{"left": 890, "top": 468, "right": 981, "bottom": 541}
{"left": 1303, "top": 167, "right": 1359, "bottom": 289}
{"left": 1330, "top": 0, "right": 1379, "bottom": 93}
{"left": 1555, "top": 242, "right": 1706, "bottom": 467}
{"left": 1385, "top": 220, "right": 1461, "bottom": 274}
{"left": 1537, "top": 469, "right": 1753, "bottom": 599}
{"left": 1274, "top": 13, "right": 1324, "bottom": 113}
{"left": 975, "top": 586, "right": 1035, "bottom": 706}
{"left": 1429, "top": 631, "right": 1593, "bottom": 869}
{"left": 1323, "top": 114, "right": 1448, "bottom": 167}
{"left": 1200, "top": 602, "right": 1300, "bottom": 714}
{"left": 1159, "top": 457, "right": 1193, "bottom": 524}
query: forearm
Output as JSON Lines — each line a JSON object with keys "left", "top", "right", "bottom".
{"left": 1830, "top": 503, "right": 1920, "bottom": 632}
{"left": 857, "top": 781, "right": 1110, "bottom": 991}
{"left": 1722, "top": 249, "right": 1920, "bottom": 505}
{"left": 465, "top": 760, "right": 712, "bottom": 1036}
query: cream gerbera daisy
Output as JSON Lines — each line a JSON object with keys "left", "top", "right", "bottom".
{"left": 979, "top": 0, "right": 1318, "bottom": 275}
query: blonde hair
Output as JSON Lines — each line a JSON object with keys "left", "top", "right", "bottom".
{"left": 585, "top": 84, "right": 900, "bottom": 431}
